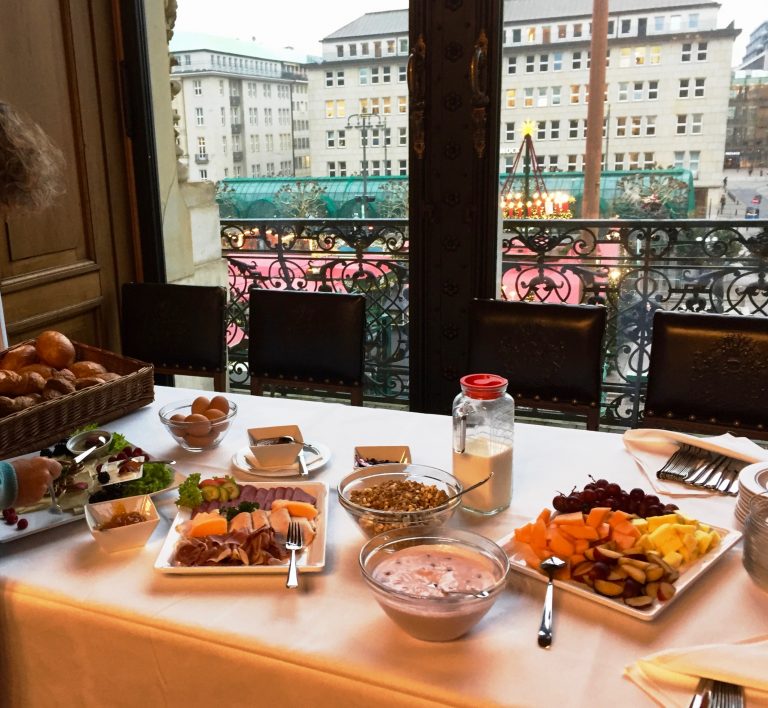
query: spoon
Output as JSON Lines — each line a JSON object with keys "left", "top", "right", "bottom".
{"left": 435, "top": 472, "right": 494, "bottom": 507}
{"left": 72, "top": 434, "right": 110, "bottom": 465}
{"left": 538, "top": 556, "right": 566, "bottom": 648}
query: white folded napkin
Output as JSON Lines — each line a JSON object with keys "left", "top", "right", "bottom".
{"left": 623, "top": 429, "right": 768, "bottom": 497}
{"left": 625, "top": 635, "right": 768, "bottom": 707}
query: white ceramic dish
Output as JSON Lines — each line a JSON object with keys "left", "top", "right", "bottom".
{"left": 85, "top": 494, "right": 160, "bottom": 553}
{"left": 498, "top": 521, "right": 742, "bottom": 621}
{"left": 231, "top": 443, "right": 331, "bottom": 478}
{"left": 0, "top": 467, "right": 184, "bottom": 544}
{"left": 154, "top": 480, "right": 329, "bottom": 575}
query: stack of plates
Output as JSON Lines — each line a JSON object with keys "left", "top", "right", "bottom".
{"left": 735, "top": 461, "right": 768, "bottom": 525}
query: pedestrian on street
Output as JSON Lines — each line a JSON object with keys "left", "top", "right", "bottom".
{"left": 719, "top": 194, "right": 726, "bottom": 214}
{"left": 723, "top": 176, "right": 728, "bottom": 188}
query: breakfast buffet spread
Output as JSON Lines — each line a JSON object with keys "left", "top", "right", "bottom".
{"left": 2, "top": 374, "right": 766, "bottom": 708}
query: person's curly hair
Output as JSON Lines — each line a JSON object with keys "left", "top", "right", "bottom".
{"left": 0, "top": 101, "right": 64, "bottom": 215}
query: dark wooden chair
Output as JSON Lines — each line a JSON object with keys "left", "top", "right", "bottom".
{"left": 120, "top": 282, "right": 228, "bottom": 391}
{"left": 468, "top": 299, "right": 606, "bottom": 430}
{"left": 640, "top": 310, "right": 768, "bottom": 439}
{"left": 248, "top": 288, "right": 366, "bottom": 406}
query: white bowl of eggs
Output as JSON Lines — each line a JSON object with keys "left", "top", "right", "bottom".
{"left": 158, "top": 396, "right": 237, "bottom": 452}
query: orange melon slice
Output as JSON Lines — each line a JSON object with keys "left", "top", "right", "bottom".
{"left": 270, "top": 499, "right": 318, "bottom": 520}
{"left": 187, "top": 511, "right": 227, "bottom": 537}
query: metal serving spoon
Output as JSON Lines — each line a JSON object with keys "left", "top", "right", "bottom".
{"left": 538, "top": 556, "right": 566, "bottom": 649}
{"left": 434, "top": 472, "right": 494, "bottom": 508}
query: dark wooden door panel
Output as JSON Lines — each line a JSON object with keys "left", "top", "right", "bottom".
{"left": 0, "top": 0, "right": 136, "bottom": 349}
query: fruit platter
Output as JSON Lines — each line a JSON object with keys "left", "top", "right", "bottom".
{"left": 0, "top": 430, "right": 183, "bottom": 543}
{"left": 154, "top": 475, "right": 328, "bottom": 574}
{"left": 499, "top": 478, "right": 742, "bottom": 620}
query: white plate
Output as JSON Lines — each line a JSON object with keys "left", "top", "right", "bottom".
{"left": 0, "top": 468, "right": 184, "bottom": 544}
{"left": 154, "top": 480, "right": 328, "bottom": 574}
{"left": 231, "top": 443, "right": 331, "bottom": 478}
{"left": 739, "top": 461, "right": 768, "bottom": 497}
{"left": 498, "top": 521, "right": 742, "bottom": 621}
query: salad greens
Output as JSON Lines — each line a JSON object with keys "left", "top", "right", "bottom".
{"left": 116, "top": 462, "right": 173, "bottom": 496}
{"left": 176, "top": 473, "right": 203, "bottom": 509}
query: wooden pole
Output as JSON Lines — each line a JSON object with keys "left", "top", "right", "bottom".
{"left": 582, "top": 0, "right": 609, "bottom": 218}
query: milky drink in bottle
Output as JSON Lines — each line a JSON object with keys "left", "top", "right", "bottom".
{"left": 452, "top": 374, "right": 514, "bottom": 515}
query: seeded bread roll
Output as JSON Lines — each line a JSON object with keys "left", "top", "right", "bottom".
{"left": 35, "top": 330, "right": 76, "bottom": 368}
{"left": 0, "top": 344, "right": 38, "bottom": 371}
{"left": 70, "top": 360, "right": 107, "bottom": 378}
{"left": 44, "top": 373, "right": 76, "bottom": 395}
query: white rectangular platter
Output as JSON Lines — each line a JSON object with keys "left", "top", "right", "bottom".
{"left": 498, "top": 521, "right": 742, "bottom": 621}
{"left": 0, "top": 468, "right": 184, "bottom": 544}
{"left": 154, "top": 480, "right": 328, "bottom": 575}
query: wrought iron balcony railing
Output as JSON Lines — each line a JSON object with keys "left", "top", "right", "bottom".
{"left": 221, "top": 218, "right": 409, "bottom": 405}
{"left": 221, "top": 216, "right": 768, "bottom": 427}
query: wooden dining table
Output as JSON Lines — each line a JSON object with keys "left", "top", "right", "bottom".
{"left": 1, "top": 385, "right": 765, "bottom": 707}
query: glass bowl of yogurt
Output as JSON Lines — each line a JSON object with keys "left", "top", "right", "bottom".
{"left": 359, "top": 527, "right": 510, "bottom": 641}
{"left": 338, "top": 463, "right": 463, "bottom": 539}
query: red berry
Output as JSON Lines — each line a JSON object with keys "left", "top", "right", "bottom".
{"left": 5, "top": 515, "right": 18, "bottom": 525}
{"left": 16, "top": 518, "right": 28, "bottom": 530}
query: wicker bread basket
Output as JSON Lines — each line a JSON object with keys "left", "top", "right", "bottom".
{"left": 0, "top": 341, "right": 154, "bottom": 458}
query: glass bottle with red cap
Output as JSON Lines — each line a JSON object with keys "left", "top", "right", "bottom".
{"left": 452, "top": 373, "right": 514, "bottom": 515}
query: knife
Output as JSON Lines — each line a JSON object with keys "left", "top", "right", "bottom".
{"left": 689, "top": 677, "right": 713, "bottom": 708}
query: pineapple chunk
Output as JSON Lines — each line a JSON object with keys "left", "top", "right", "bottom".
{"left": 663, "top": 550, "right": 684, "bottom": 568}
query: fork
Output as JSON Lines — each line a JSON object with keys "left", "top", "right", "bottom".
{"left": 657, "top": 444, "right": 703, "bottom": 481}
{"left": 285, "top": 520, "right": 304, "bottom": 589}
{"left": 48, "top": 481, "right": 63, "bottom": 515}
{"left": 711, "top": 679, "right": 745, "bottom": 708}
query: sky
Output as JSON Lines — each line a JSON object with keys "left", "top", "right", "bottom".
{"left": 174, "top": 0, "right": 761, "bottom": 66}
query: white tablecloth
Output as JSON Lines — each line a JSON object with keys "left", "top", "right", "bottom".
{"left": 1, "top": 386, "right": 766, "bottom": 707}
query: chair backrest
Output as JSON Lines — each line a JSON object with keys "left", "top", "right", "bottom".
{"left": 468, "top": 299, "right": 606, "bottom": 429}
{"left": 248, "top": 289, "right": 366, "bottom": 403}
{"left": 121, "top": 282, "right": 228, "bottom": 390}
{"left": 642, "top": 310, "right": 768, "bottom": 438}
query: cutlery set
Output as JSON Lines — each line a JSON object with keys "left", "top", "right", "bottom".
{"left": 689, "top": 677, "right": 745, "bottom": 708}
{"left": 656, "top": 444, "right": 745, "bottom": 495}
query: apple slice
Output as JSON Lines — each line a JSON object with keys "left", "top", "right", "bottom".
{"left": 594, "top": 579, "right": 625, "bottom": 597}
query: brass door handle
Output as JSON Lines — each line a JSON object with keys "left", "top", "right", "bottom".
{"left": 470, "top": 30, "right": 489, "bottom": 106}
{"left": 470, "top": 30, "right": 489, "bottom": 158}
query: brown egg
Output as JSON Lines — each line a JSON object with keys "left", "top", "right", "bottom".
{"left": 191, "top": 396, "right": 211, "bottom": 415}
{"left": 169, "top": 413, "right": 187, "bottom": 436}
{"left": 184, "top": 433, "right": 217, "bottom": 448}
{"left": 183, "top": 413, "right": 212, "bottom": 437}
{"left": 203, "top": 407, "right": 225, "bottom": 422}
{"left": 208, "top": 395, "right": 230, "bottom": 415}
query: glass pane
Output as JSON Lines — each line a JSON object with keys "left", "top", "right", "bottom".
{"left": 158, "top": 1, "right": 410, "bottom": 404}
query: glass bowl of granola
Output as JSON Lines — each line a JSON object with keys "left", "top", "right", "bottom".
{"left": 338, "top": 463, "right": 462, "bottom": 539}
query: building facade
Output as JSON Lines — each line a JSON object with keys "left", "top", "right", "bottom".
{"left": 740, "top": 20, "right": 768, "bottom": 71}
{"left": 170, "top": 33, "right": 311, "bottom": 182}
{"left": 498, "top": 0, "right": 736, "bottom": 208}
{"left": 307, "top": 10, "right": 411, "bottom": 187}
{"left": 726, "top": 70, "right": 768, "bottom": 170}
{"left": 170, "top": 2, "right": 738, "bottom": 213}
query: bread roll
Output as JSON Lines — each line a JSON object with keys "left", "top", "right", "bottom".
{"left": 44, "top": 373, "right": 76, "bottom": 395}
{"left": 17, "top": 363, "right": 55, "bottom": 379}
{"left": 0, "top": 344, "right": 37, "bottom": 371}
{"left": 41, "top": 388, "right": 65, "bottom": 402}
{"left": 75, "top": 376, "right": 104, "bottom": 390}
{"left": 70, "top": 360, "right": 107, "bottom": 378}
{"left": 99, "top": 372, "right": 121, "bottom": 382}
{"left": 0, "top": 370, "right": 23, "bottom": 395}
{"left": 16, "top": 371, "right": 46, "bottom": 395}
{"left": 35, "top": 330, "right": 76, "bottom": 368}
